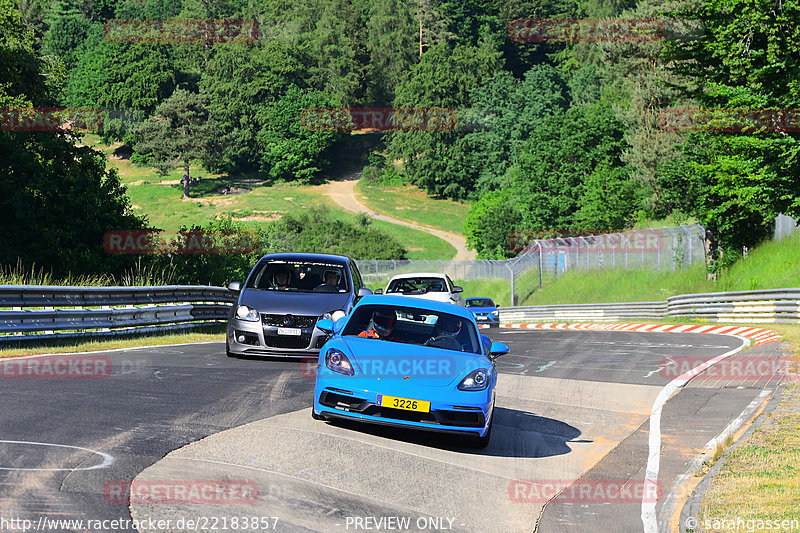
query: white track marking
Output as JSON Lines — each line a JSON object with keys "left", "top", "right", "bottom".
{"left": 0, "top": 440, "right": 114, "bottom": 471}
{"left": 658, "top": 389, "right": 771, "bottom": 528}
{"left": 641, "top": 335, "right": 749, "bottom": 533}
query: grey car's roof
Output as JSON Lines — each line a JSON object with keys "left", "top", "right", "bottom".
{"left": 256, "top": 252, "right": 350, "bottom": 264}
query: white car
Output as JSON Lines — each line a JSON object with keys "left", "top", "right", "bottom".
{"left": 376, "top": 273, "right": 464, "bottom": 306}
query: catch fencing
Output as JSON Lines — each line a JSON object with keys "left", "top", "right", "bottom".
{"left": 0, "top": 285, "right": 236, "bottom": 342}
{"left": 774, "top": 214, "right": 799, "bottom": 241}
{"left": 357, "top": 223, "right": 707, "bottom": 306}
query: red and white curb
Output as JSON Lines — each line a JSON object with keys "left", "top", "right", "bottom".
{"left": 479, "top": 322, "right": 782, "bottom": 347}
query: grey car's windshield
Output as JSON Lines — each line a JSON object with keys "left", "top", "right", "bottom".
{"left": 246, "top": 260, "right": 349, "bottom": 293}
{"left": 342, "top": 305, "right": 480, "bottom": 354}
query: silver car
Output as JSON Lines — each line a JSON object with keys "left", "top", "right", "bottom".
{"left": 226, "top": 253, "right": 372, "bottom": 358}
{"left": 376, "top": 272, "right": 464, "bottom": 306}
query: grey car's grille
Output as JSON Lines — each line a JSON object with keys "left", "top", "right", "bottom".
{"left": 263, "top": 333, "right": 313, "bottom": 349}
{"left": 262, "top": 314, "right": 317, "bottom": 328}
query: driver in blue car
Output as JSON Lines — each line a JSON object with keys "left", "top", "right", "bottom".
{"left": 358, "top": 310, "right": 402, "bottom": 342}
{"left": 426, "top": 315, "right": 469, "bottom": 351}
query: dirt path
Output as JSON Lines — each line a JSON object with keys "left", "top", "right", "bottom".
{"left": 322, "top": 177, "right": 476, "bottom": 260}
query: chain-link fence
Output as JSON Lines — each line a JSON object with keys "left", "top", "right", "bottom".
{"left": 774, "top": 214, "right": 798, "bottom": 240}
{"left": 357, "top": 223, "right": 707, "bottom": 306}
{"left": 519, "top": 223, "right": 707, "bottom": 274}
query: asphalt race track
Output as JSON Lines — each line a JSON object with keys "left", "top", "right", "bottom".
{"left": 0, "top": 329, "right": 784, "bottom": 533}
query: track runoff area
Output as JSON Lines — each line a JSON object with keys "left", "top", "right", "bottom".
{"left": 0, "top": 322, "right": 787, "bottom": 533}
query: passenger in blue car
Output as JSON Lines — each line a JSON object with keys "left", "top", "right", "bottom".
{"left": 358, "top": 310, "right": 402, "bottom": 342}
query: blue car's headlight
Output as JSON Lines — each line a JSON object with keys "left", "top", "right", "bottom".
{"left": 325, "top": 348, "right": 354, "bottom": 376}
{"left": 458, "top": 369, "right": 490, "bottom": 391}
{"left": 490, "top": 310, "right": 499, "bottom": 316}
{"left": 235, "top": 305, "right": 259, "bottom": 322}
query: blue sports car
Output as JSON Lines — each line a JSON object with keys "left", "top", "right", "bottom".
{"left": 464, "top": 297, "right": 500, "bottom": 328}
{"left": 311, "top": 294, "right": 509, "bottom": 448}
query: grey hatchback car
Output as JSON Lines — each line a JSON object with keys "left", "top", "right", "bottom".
{"left": 226, "top": 253, "right": 372, "bottom": 358}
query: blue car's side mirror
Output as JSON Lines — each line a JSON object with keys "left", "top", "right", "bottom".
{"left": 480, "top": 334, "right": 492, "bottom": 352}
{"left": 333, "top": 316, "right": 348, "bottom": 333}
{"left": 316, "top": 318, "right": 334, "bottom": 333}
{"left": 489, "top": 341, "right": 509, "bottom": 357}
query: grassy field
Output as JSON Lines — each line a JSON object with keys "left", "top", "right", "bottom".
{"left": 356, "top": 181, "right": 471, "bottom": 236}
{"left": 84, "top": 134, "right": 457, "bottom": 260}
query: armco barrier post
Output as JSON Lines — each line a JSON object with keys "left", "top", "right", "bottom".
{"left": 506, "top": 263, "right": 515, "bottom": 306}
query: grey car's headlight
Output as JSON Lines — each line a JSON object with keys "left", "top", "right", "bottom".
{"left": 321, "top": 309, "right": 346, "bottom": 322}
{"left": 325, "top": 348, "right": 354, "bottom": 376}
{"left": 235, "top": 305, "right": 259, "bottom": 322}
{"left": 458, "top": 369, "right": 490, "bottom": 391}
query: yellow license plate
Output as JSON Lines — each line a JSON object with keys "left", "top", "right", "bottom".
{"left": 378, "top": 395, "right": 430, "bottom": 413}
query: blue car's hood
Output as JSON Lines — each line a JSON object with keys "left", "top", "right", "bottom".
{"left": 239, "top": 289, "right": 351, "bottom": 316}
{"left": 338, "top": 336, "right": 486, "bottom": 388}
{"left": 468, "top": 306, "right": 497, "bottom": 312}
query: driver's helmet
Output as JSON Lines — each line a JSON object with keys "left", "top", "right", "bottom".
{"left": 372, "top": 310, "right": 396, "bottom": 337}
{"left": 435, "top": 315, "right": 462, "bottom": 336}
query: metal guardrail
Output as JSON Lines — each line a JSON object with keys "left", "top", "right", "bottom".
{"left": 1, "top": 286, "right": 796, "bottom": 343}
{"left": 667, "top": 289, "right": 800, "bottom": 324}
{"left": 499, "top": 289, "right": 800, "bottom": 324}
{"left": 0, "top": 285, "right": 237, "bottom": 342}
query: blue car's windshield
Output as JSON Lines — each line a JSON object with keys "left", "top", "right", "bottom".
{"left": 466, "top": 298, "right": 495, "bottom": 308}
{"left": 342, "top": 305, "right": 481, "bottom": 354}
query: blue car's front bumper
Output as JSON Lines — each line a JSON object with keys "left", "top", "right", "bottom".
{"left": 313, "top": 370, "right": 495, "bottom": 437}
{"left": 471, "top": 311, "right": 499, "bottom": 326}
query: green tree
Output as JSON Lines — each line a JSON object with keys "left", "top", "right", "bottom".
{"left": 66, "top": 23, "right": 176, "bottom": 142}
{"left": 365, "top": 0, "right": 416, "bottom": 105}
{"left": 134, "top": 89, "right": 219, "bottom": 198}
{"left": 663, "top": 0, "right": 800, "bottom": 262}
{"left": 509, "top": 103, "right": 633, "bottom": 231}
{"left": 1, "top": 0, "right": 145, "bottom": 276}
{"left": 465, "top": 65, "right": 569, "bottom": 193}
{"left": 256, "top": 85, "right": 342, "bottom": 182}
{"left": 41, "top": 1, "right": 90, "bottom": 71}
{"left": 386, "top": 38, "right": 503, "bottom": 199}
{"left": 464, "top": 188, "right": 522, "bottom": 259}
{"left": 200, "top": 41, "right": 306, "bottom": 173}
